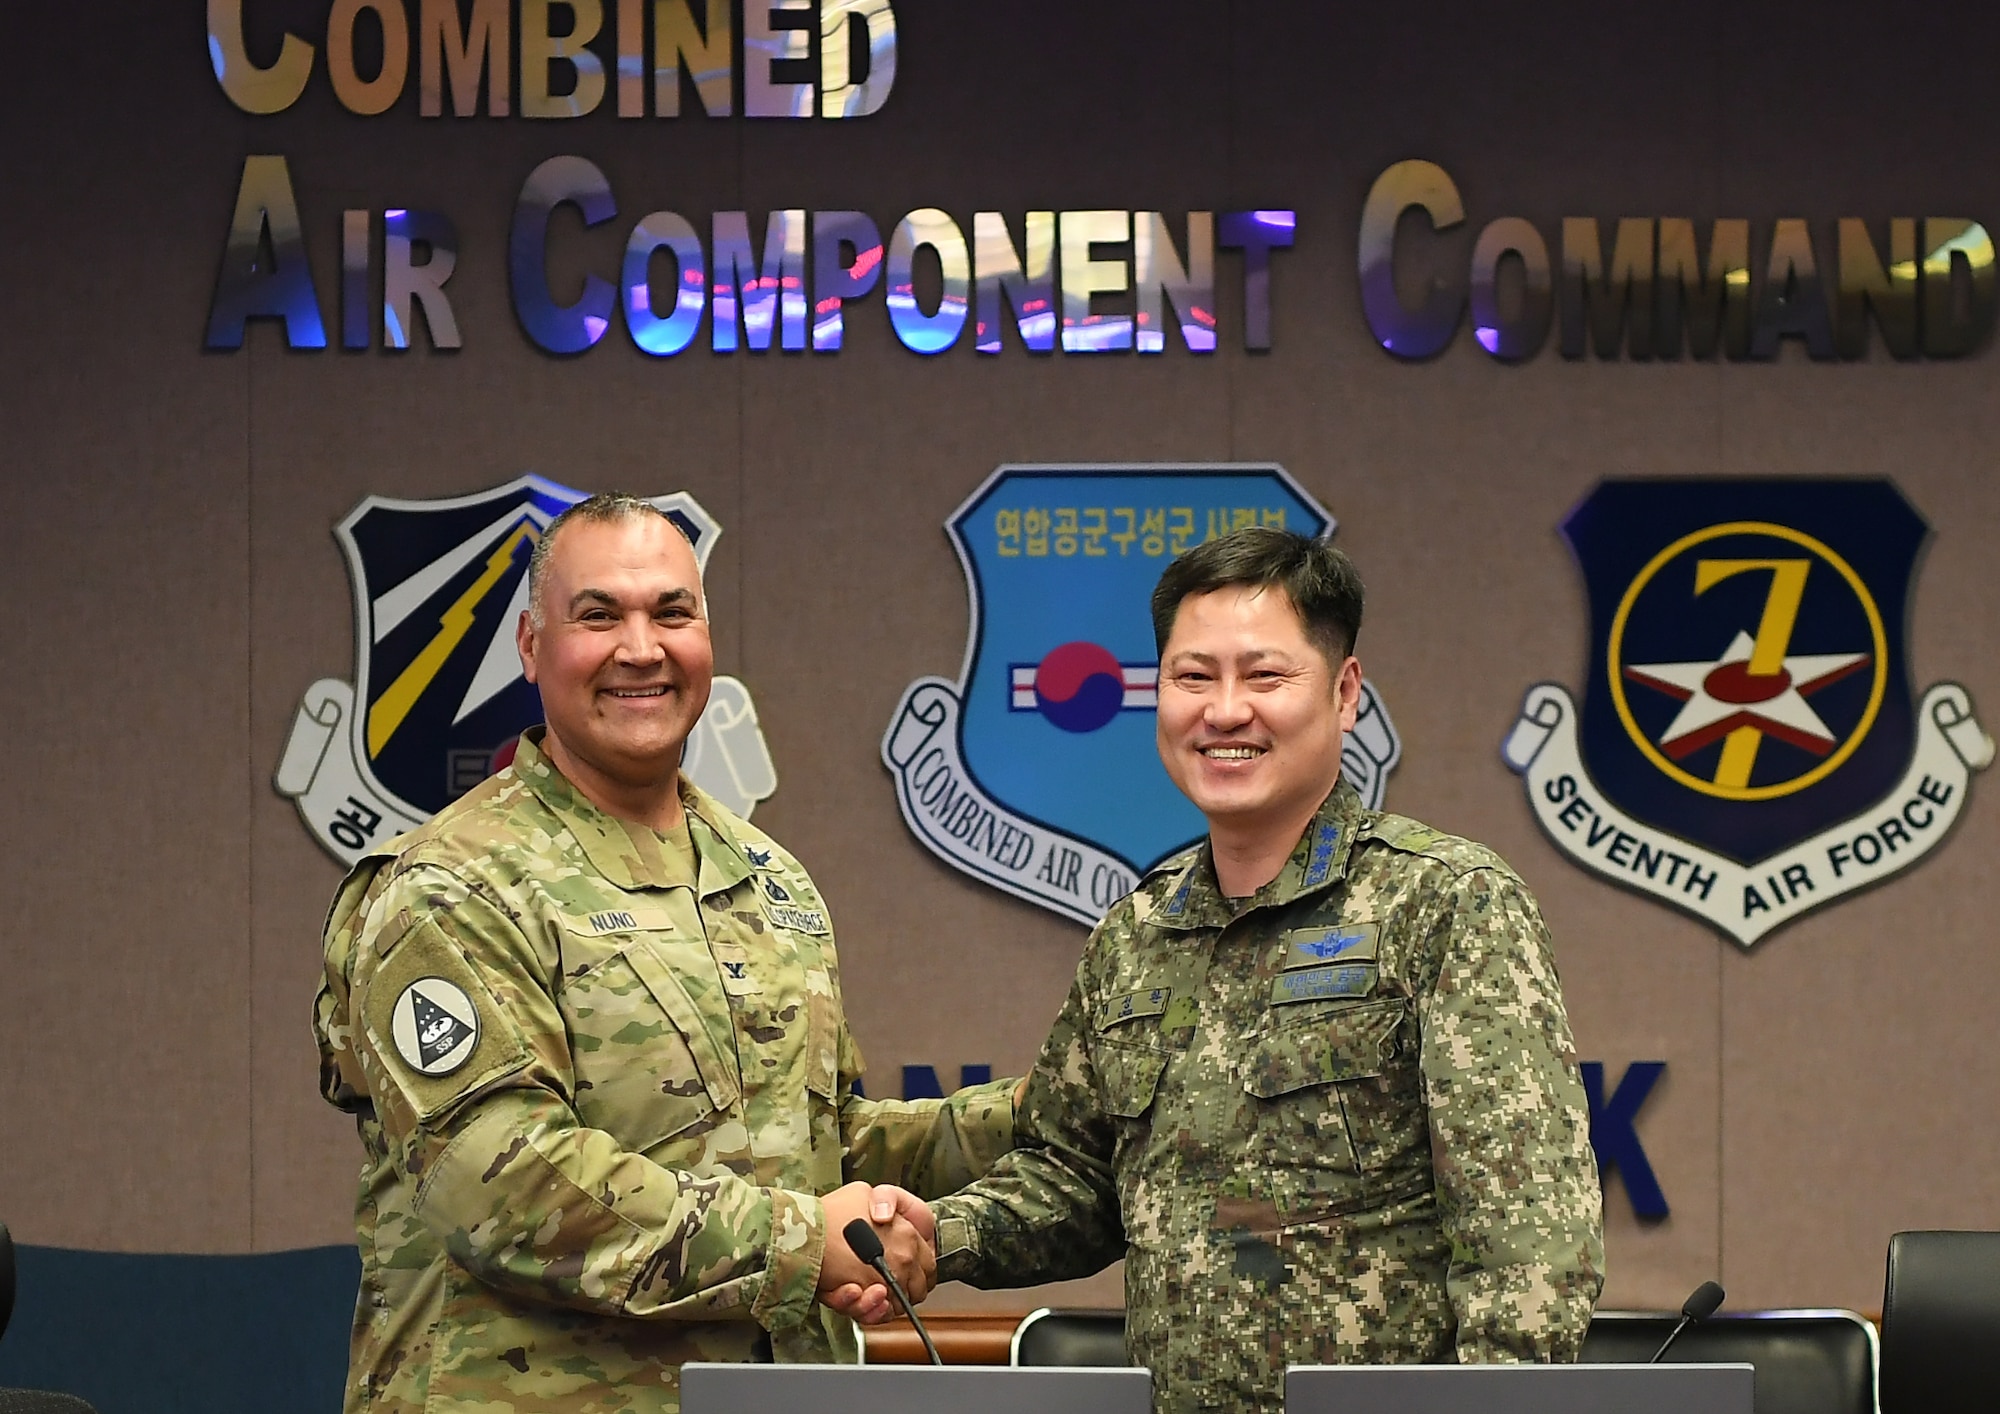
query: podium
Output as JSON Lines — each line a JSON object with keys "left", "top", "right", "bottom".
{"left": 1286, "top": 1362, "right": 1755, "bottom": 1414}
{"left": 682, "top": 1363, "right": 1151, "bottom": 1414}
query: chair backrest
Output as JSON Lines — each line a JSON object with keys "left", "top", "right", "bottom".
{"left": 1011, "top": 1304, "right": 1876, "bottom": 1414}
{"left": 0, "top": 1224, "right": 14, "bottom": 1345}
{"left": 0, "top": 1392, "right": 100, "bottom": 1414}
{"left": 1010, "top": 1309, "right": 1128, "bottom": 1367}
{"left": 1880, "top": 1229, "right": 2000, "bottom": 1413}
{"left": 1581, "top": 1310, "right": 1876, "bottom": 1414}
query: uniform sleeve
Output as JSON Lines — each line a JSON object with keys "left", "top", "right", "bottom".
{"left": 928, "top": 951, "right": 1127, "bottom": 1288}
{"left": 838, "top": 1078, "right": 1020, "bottom": 1197}
{"left": 345, "top": 863, "right": 827, "bottom": 1334}
{"left": 1417, "top": 866, "right": 1605, "bottom": 1362}
{"left": 802, "top": 908, "right": 1020, "bottom": 1195}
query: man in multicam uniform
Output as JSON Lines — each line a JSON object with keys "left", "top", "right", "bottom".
{"left": 314, "top": 493, "right": 1018, "bottom": 1414}
{"left": 929, "top": 528, "right": 1604, "bottom": 1413}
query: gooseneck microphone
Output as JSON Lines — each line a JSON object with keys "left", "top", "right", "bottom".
{"left": 1650, "top": 1280, "right": 1726, "bottom": 1363}
{"left": 842, "top": 1218, "right": 943, "bottom": 1366}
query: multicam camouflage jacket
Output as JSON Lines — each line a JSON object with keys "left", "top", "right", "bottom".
{"left": 314, "top": 730, "right": 1018, "bottom": 1414}
{"left": 932, "top": 781, "right": 1604, "bottom": 1414}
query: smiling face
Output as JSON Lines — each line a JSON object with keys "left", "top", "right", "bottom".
{"left": 516, "top": 513, "right": 713, "bottom": 818}
{"left": 1155, "top": 582, "right": 1361, "bottom": 848}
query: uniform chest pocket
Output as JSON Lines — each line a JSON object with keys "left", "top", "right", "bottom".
{"left": 1244, "top": 998, "right": 1413, "bottom": 1191}
{"left": 560, "top": 928, "right": 741, "bottom": 1153}
{"left": 1095, "top": 1036, "right": 1170, "bottom": 1119}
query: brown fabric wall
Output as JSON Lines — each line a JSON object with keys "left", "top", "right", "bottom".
{"left": 2, "top": 0, "right": 1996, "bottom": 1319}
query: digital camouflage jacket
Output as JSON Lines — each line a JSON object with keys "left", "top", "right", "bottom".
{"left": 932, "top": 781, "right": 1603, "bottom": 1414}
{"left": 315, "top": 730, "right": 1017, "bottom": 1414}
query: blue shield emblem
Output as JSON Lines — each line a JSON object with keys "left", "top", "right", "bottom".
{"left": 1504, "top": 478, "right": 1991, "bottom": 947}
{"left": 885, "top": 464, "right": 1402, "bottom": 925}
{"left": 1569, "top": 480, "right": 1922, "bottom": 862}
{"left": 275, "top": 475, "right": 775, "bottom": 863}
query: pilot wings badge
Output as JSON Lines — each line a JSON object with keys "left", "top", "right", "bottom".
{"left": 883, "top": 463, "right": 1402, "bottom": 927}
{"left": 1504, "top": 479, "right": 1991, "bottom": 946}
{"left": 275, "top": 474, "right": 776, "bottom": 865}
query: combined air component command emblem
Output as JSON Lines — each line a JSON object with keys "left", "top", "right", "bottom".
{"left": 883, "top": 464, "right": 1402, "bottom": 926}
{"left": 1504, "top": 479, "right": 1992, "bottom": 946}
{"left": 275, "top": 474, "right": 777, "bottom": 865}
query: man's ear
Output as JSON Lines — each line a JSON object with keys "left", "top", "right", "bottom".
{"left": 516, "top": 609, "right": 540, "bottom": 685}
{"left": 1335, "top": 656, "right": 1363, "bottom": 732}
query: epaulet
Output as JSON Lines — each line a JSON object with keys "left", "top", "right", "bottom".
{"left": 1360, "top": 812, "right": 1513, "bottom": 877}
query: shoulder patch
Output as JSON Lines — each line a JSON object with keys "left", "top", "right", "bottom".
{"left": 390, "top": 978, "right": 480, "bottom": 1075}
{"left": 359, "top": 915, "right": 532, "bottom": 1122}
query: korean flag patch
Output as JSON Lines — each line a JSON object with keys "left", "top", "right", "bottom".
{"left": 391, "top": 977, "right": 480, "bottom": 1076}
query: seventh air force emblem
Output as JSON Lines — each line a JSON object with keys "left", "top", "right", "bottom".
{"left": 1504, "top": 479, "right": 1991, "bottom": 945}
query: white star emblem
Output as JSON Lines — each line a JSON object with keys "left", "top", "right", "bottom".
{"left": 1623, "top": 630, "right": 1871, "bottom": 759}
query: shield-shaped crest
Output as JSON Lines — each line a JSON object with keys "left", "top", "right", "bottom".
{"left": 1570, "top": 480, "right": 1921, "bottom": 862}
{"left": 1503, "top": 478, "right": 1992, "bottom": 945}
{"left": 276, "top": 475, "right": 776, "bottom": 864}
{"left": 884, "top": 464, "right": 1402, "bottom": 926}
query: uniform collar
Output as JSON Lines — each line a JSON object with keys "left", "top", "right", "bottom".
{"left": 510, "top": 728, "right": 752, "bottom": 898}
{"left": 1146, "top": 779, "right": 1365, "bottom": 931}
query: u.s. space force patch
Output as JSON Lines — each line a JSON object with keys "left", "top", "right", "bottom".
{"left": 391, "top": 977, "right": 480, "bottom": 1076}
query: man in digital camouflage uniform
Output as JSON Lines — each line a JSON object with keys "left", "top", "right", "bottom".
{"left": 930, "top": 527, "right": 1604, "bottom": 1412}
{"left": 315, "top": 493, "right": 1018, "bottom": 1414}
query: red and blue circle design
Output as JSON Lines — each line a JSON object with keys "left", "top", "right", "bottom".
{"left": 1031, "top": 641, "right": 1129, "bottom": 733}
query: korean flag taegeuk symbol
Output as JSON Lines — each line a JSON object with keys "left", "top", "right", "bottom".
{"left": 274, "top": 474, "right": 778, "bottom": 865}
{"left": 883, "top": 464, "right": 1403, "bottom": 927}
{"left": 1503, "top": 480, "right": 1991, "bottom": 947}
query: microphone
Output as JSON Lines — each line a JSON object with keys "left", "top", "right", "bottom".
{"left": 1649, "top": 1280, "right": 1725, "bottom": 1363}
{"left": 842, "top": 1218, "right": 943, "bottom": 1366}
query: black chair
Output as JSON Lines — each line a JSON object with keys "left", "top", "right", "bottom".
{"left": 1015, "top": 1303, "right": 1878, "bottom": 1414}
{"left": 1581, "top": 1310, "right": 1876, "bottom": 1414}
{"left": 0, "top": 1395, "right": 99, "bottom": 1414}
{"left": 0, "top": 1222, "right": 102, "bottom": 1414}
{"left": 1880, "top": 1229, "right": 2000, "bottom": 1414}
{"left": 1011, "top": 1308, "right": 1128, "bottom": 1366}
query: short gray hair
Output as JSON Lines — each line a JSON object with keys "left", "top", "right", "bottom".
{"left": 527, "top": 492, "right": 690, "bottom": 627}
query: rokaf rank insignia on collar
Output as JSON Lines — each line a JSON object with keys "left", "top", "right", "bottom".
{"left": 1504, "top": 480, "right": 1992, "bottom": 946}
{"left": 272, "top": 475, "right": 777, "bottom": 865}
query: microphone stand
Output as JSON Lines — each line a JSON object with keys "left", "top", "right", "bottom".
{"left": 842, "top": 1218, "right": 943, "bottom": 1366}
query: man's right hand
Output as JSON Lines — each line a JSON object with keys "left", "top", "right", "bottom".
{"left": 817, "top": 1181, "right": 937, "bottom": 1320}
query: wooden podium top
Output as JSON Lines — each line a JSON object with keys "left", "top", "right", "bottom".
{"left": 864, "top": 1313, "right": 1027, "bottom": 1365}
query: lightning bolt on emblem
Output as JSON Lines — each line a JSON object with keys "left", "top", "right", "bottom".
{"left": 367, "top": 521, "right": 539, "bottom": 759}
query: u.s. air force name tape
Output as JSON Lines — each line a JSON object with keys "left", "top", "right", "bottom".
{"left": 1503, "top": 681, "right": 1993, "bottom": 946}
{"left": 882, "top": 678, "right": 1140, "bottom": 926}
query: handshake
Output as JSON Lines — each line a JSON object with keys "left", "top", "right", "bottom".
{"left": 813, "top": 1180, "right": 939, "bottom": 1324}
